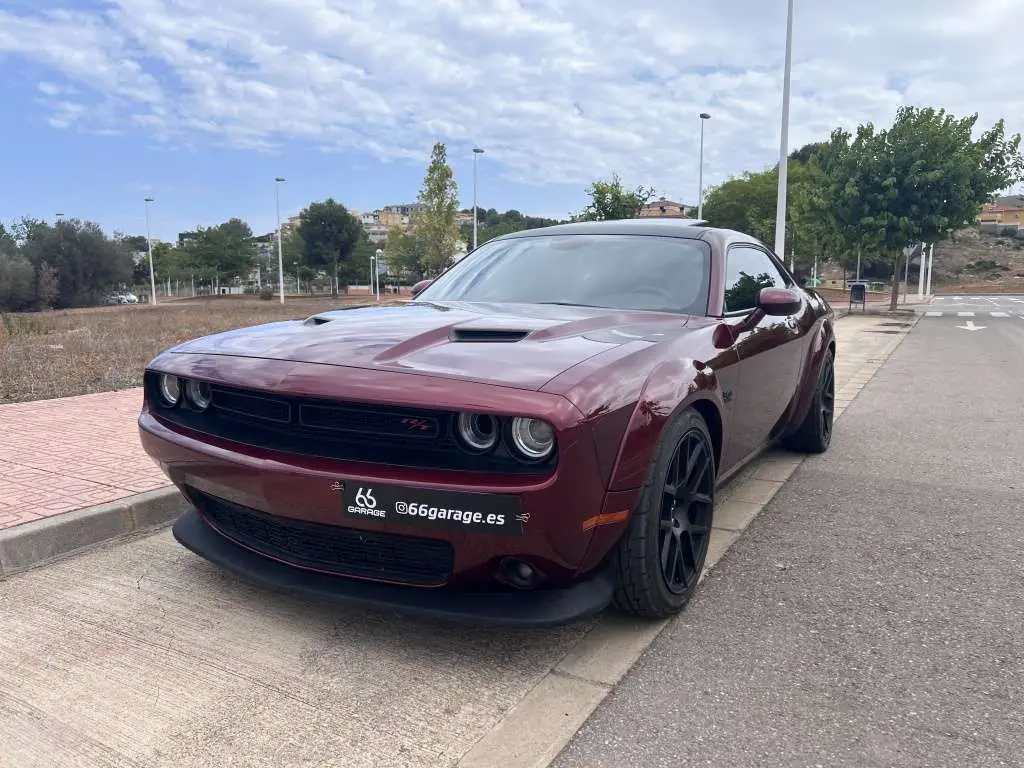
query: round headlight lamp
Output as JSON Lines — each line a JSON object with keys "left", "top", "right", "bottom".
{"left": 509, "top": 417, "right": 555, "bottom": 460}
{"left": 157, "top": 374, "right": 180, "bottom": 406}
{"left": 185, "top": 379, "right": 213, "bottom": 411}
{"left": 456, "top": 412, "right": 500, "bottom": 453}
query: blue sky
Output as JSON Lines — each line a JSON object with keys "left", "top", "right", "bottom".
{"left": 2, "top": 0, "right": 1021, "bottom": 243}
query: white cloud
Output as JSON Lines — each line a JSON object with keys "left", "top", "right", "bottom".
{"left": 1, "top": 0, "right": 1022, "bottom": 204}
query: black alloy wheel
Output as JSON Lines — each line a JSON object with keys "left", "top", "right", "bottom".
{"left": 783, "top": 347, "right": 835, "bottom": 454}
{"left": 658, "top": 431, "right": 715, "bottom": 594}
{"left": 613, "top": 407, "right": 716, "bottom": 618}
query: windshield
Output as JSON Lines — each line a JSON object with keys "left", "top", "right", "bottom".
{"left": 414, "top": 233, "right": 711, "bottom": 315}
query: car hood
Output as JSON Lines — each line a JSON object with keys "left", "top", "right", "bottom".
{"left": 170, "top": 300, "right": 693, "bottom": 390}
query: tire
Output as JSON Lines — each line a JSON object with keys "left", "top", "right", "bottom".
{"left": 782, "top": 348, "right": 835, "bottom": 454}
{"left": 612, "top": 407, "right": 716, "bottom": 619}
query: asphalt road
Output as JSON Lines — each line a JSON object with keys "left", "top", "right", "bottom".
{"left": 553, "top": 306, "right": 1024, "bottom": 767}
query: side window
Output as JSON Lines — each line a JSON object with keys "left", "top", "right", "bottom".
{"left": 723, "top": 246, "right": 788, "bottom": 313}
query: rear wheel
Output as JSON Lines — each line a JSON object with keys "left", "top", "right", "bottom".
{"left": 782, "top": 348, "right": 835, "bottom": 454}
{"left": 613, "top": 408, "right": 716, "bottom": 618}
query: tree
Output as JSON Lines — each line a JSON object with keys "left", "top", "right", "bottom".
{"left": 457, "top": 208, "right": 563, "bottom": 249}
{"left": 818, "top": 106, "right": 1024, "bottom": 309}
{"left": 579, "top": 174, "right": 656, "bottom": 221}
{"left": 15, "top": 217, "right": 134, "bottom": 308}
{"left": 411, "top": 142, "right": 460, "bottom": 276}
{"left": 183, "top": 218, "right": 257, "bottom": 292}
{"left": 702, "top": 157, "right": 829, "bottom": 274}
{"left": 297, "top": 199, "right": 362, "bottom": 296}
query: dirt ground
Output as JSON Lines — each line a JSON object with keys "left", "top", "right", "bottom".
{"left": 0, "top": 295, "right": 399, "bottom": 404}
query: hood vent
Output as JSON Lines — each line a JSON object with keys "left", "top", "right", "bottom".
{"left": 304, "top": 316, "right": 333, "bottom": 326}
{"left": 449, "top": 328, "right": 530, "bottom": 343}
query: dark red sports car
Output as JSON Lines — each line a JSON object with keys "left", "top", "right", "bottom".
{"left": 139, "top": 218, "right": 835, "bottom": 627}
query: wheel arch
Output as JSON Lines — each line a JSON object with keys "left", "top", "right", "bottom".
{"left": 603, "top": 358, "right": 726, "bottom": 493}
{"left": 785, "top": 316, "right": 835, "bottom": 433}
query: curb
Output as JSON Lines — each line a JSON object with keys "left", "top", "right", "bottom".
{"left": 0, "top": 486, "right": 183, "bottom": 580}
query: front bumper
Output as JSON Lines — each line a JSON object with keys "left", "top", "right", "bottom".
{"left": 173, "top": 508, "right": 616, "bottom": 628}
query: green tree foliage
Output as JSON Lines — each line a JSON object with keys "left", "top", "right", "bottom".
{"left": 383, "top": 224, "right": 427, "bottom": 283}
{"left": 412, "top": 142, "right": 460, "bottom": 276}
{"left": 297, "top": 199, "right": 362, "bottom": 296}
{"left": 182, "top": 218, "right": 258, "bottom": 290}
{"left": 457, "top": 208, "right": 563, "bottom": 250}
{"left": 579, "top": 174, "right": 656, "bottom": 221}
{"left": 701, "top": 147, "right": 828, "bottom": 272}
{"left": 818, "top": 106, "right": 1024, "bottom": 309}
{"left": 7, "top": 217, "right": 134, "bottom": 309}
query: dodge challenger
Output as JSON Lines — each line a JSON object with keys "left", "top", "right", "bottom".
{"left": 138, "top": 218, "right": 836, "bottom": 628}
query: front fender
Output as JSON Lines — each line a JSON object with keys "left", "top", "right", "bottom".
{"left": 604, "top": 358, "right": 724, "bottom": 493}
{"left": 785, "top": 315, "right": 835, "bottom": 434}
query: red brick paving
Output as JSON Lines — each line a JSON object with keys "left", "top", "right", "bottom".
{"left": 0, "top": 389, "right": 169, "bottom": 530}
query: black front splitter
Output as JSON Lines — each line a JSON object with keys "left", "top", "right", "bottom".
{"left": 171, "top": 509, "right": 616, "bottom": 629}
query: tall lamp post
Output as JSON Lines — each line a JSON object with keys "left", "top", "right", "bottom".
{"left": 375, "top": 249, "right": 384, "bottom": 301}
{"left": 144, "top": 197, "right": 157, "bottom": 305}
{"left": 773, "top": 0, "right": 796, "bottom": 257}
{"left": 697, "top": 113, "right": 710, "bottom": 220}
{"left": 275, "top": 177, "right": 286, "bottom": 304}
{"left": 472, "top": 147, "right": 485, "bottom": 250}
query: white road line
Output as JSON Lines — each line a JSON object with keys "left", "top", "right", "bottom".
{"left": 925, "top": 311, "right": 943, "bottom": 317}
{"left": 991, "top": 311, "right": 1010, "bottom": 317}
{"left": 957, "top": 311, "right": 975, "bottom": 317}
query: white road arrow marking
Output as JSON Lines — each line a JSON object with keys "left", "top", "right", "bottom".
{"left": 956, "top": 320, "right": 986, "bottom": 331}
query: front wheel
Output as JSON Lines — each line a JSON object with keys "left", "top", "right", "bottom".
{"left": 782, "top": 348, "right": 835, "bottom": 454}
{"left": 612, "top": 408, "right": 716, "bottom": 618}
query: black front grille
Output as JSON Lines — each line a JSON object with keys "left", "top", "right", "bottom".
{"left": 190, "top": 488, "right": 454, "bottom": 587}
{"left": 145, "top": 372, "right": 556, "bottom": 475}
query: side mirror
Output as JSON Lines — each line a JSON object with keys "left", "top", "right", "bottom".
{"left": 411, "top": 279, "right": 433, "bottom": 298}
{"left": 757, "top": 286, "right": 802, "bottom": 316}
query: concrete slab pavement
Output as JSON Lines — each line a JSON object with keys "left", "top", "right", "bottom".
{"left": 0, "top": 310, "right": 919, "bottom": 768}
{"left": 553, "top": 297, "right": 1024, "bottom": 767}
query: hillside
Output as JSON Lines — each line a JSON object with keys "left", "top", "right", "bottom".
{"left": 932, "top": 228, "right": 1024, "bottom": 293}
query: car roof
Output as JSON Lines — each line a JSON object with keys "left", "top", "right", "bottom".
{"left": 488, "top": 217, "right": 766, "bottom": 249}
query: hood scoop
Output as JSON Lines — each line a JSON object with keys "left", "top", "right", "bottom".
{"left": 449, "top": 327, "right": 530, "bottom": 343}
{"left": 304, "top": 315, "right": 334, "bottom": 326}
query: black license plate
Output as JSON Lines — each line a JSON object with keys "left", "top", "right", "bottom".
{"left": 337, "top": 481, "right": 526, "bottom": 536}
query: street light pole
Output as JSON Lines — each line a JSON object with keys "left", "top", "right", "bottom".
{"left": 144, "top": 197, "right": 157, "bottom": 305}
{"left": 375, "top": 249, "right": 384, "bottom": 301}
{"left": 275, "top": 177, "right": 286, "bottom": 304}
{"left": 697, "top": 113, "right": 710, "bottom": 220}
{"left": 773, "top": 0, "right": 795, "bottom": 257}
{"left": 472, "top": 147, "right": 485, "bottom": 250}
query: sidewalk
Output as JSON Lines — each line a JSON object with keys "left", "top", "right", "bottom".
{"left": 0, "top": 389, "right": 166, "bottom": 529}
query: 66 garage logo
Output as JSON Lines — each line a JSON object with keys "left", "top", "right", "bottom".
{"left": 345, "top": 486, "right": 386, "bottom": 519}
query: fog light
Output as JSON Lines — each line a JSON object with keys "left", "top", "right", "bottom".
{"left": 500, "top": 557, "right": 541, "bottom": 590}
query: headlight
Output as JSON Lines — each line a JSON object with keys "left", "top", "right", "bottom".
{"left": 157, "top": 374, "right": 180, "bottom": 406}
{"left": 185, "top": 379, "right": 213, "bottom": 410}
{"left": 509, "top": 417, "right": 555, "bottom": 460}
{"left": 455, "top": 412, "right": 499, "bottom": 453}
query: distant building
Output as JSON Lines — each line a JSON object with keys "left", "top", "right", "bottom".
{"left": 978, "top": 198, "right": 1024, "bottom": 234}
{"left": 637, "top": 198, "right": 696, "bottom": 219}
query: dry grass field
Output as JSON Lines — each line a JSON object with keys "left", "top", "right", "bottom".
{"left": 0, "top": 295, "right": 402, "bottom": 404}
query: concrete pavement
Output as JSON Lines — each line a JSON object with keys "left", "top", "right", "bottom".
{"left": 553, "top": 300, "right": 1024, "bottom": 767}
{"left": 0, "top": 312, "right": 917, "bottom": 768}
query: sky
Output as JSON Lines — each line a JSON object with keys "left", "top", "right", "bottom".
{"left": 1, "top": 0, "right": 1022, "bottom": 243}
